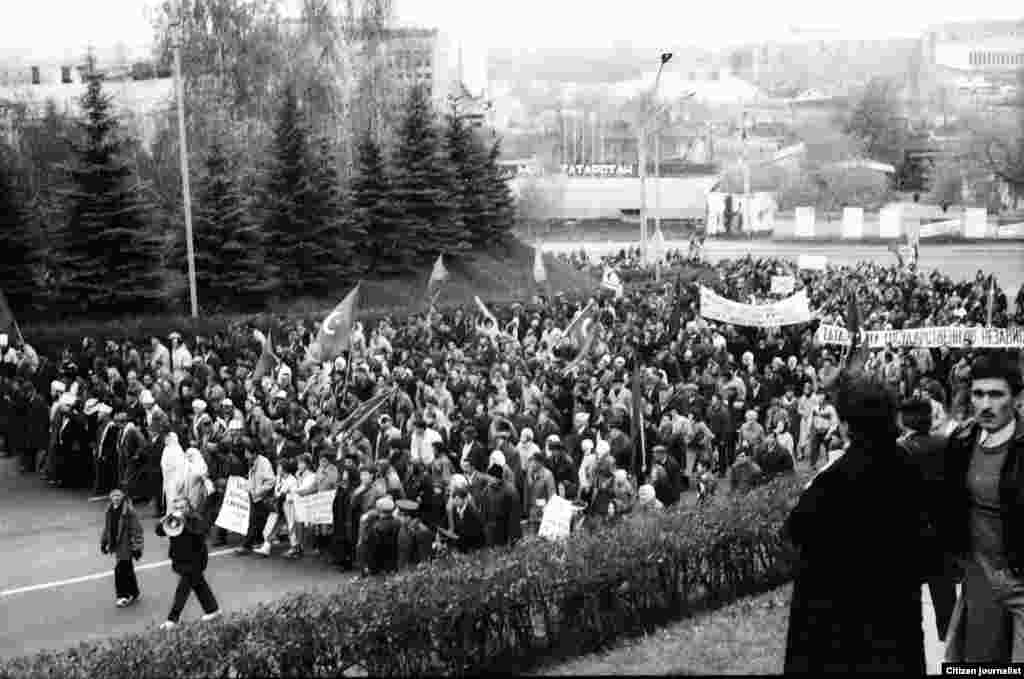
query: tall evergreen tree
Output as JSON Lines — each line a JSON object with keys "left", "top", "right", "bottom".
{"left": 0, "top": 148, "right": 40, "bottom": 311}
{"left": 481, "top": 139, "right": 517, "bottom": 243}
{"left": 350, "top": 131, "right": 405, "bottom": 275}
{"left": 187, "top": 140, "right": 274, "bottom": 311}
{"left": 262, "top": 85, "right": 318, "bottom": 298}
{"left": 443, "top": 104, "right": 493, "bottom": 250}
{"left": 308, "top": 136, "right": 358, "bottom": 291}
{"left": 60, "top": 73, "right": 164, "bottom": 313}
{"left": 392, "top": 85, "right": 466, "bottom": 265}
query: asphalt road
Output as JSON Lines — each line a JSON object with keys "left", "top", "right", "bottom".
{"left": 1, "top": 465, "right": 950, "bottom": 672}
{"left": 0, "top": 471, "right": 352, "bottom": 660}
{"left": 542, "top": 240, "right": 1024, "bottom": 294}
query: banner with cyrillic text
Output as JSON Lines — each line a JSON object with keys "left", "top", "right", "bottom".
{"left": 814, "top": 324, "right": 1024, "bottom": 348}
{"left": 700, "top": 286, "right": 814, "bottom": 327}
{"left": 770, "top": 275, "right": 796, "bottom": 295}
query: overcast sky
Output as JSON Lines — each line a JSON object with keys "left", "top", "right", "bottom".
{"left": 0, "top": 0, "right": 1021, "bottom": 61}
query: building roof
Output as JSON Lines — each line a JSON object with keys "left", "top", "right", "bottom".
{"left": 609, "top": 71, "right": 761, "bottom": 105}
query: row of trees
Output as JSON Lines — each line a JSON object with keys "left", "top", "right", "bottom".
{"left": 0, "top": 73, "right": 515, "bottom": 315}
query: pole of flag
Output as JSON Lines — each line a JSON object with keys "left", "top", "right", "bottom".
{"left": 987, "top": 275, "right": 996, "bottom": 328}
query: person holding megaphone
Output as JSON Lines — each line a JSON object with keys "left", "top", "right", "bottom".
{"left": 156, "top": 495, "right": 222, "bottom": 630}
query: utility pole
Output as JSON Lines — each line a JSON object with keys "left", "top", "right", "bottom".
{"left": 173, "top": 2, "right": 199, "bottom": 318}
{"left": 639, "top": 52, "right": 672, "bottom": 267}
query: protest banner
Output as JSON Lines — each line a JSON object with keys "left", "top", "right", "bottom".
{"left": 797, "top": 254, "right": 827, "bottom": 271}
{"left": 538, "top": 495, "right": 576, "bottom": 541}
{"left": 770, "top": 275, "right": 796, "bottom": 295}
{"left": 814, "top": 324, "right": 1024, "bottom": 349}
{"left": 919, "top": 219, "right": 960, "bottom": 239}
{"left": 294, "top": 490, "right": 336, "bottom": 525}
{"left": 215, "top": 476, "right": 250, "bottom": 535}
{"left": 700, "top": 286, "right": 814, "bottom": 327}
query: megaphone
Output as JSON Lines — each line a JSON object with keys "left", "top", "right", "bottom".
{"left": 161, "top": 511, "right": 185, "bottom": 537}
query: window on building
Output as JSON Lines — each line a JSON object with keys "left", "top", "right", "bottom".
{"left": 31, "top": 66, "right": 40, "bottom": 84}
{"left": 61, "top": 66, "right": 72, "bottom": 83}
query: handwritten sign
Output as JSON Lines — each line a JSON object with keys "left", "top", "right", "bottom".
{"left": 770, "top": 275, "right": 795, "bottom": 295}
{"left": 294, "top": 490, "right": 336, "bottom": 525}
{"left": 538, "top": 495, "right": 575, "bottom": 541}
{"left": 215, "top": 476, "right": 250, "bottom": 535}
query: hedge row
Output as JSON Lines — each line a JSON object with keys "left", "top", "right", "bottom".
{"left": 0, "top": 476, "right": 803, "bottom": 679}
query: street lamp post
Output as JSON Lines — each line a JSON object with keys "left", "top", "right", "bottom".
{"left": 172, "top": 3, "right": 198, "bottom": 318}
{"left": 639, "top": 52, "right": 672, "bottom": 267}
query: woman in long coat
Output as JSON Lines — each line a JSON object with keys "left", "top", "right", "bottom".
{"left": 784, "top": 376, "right": 931, "bottom": 674}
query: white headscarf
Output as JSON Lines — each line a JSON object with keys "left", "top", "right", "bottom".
{"left": 161, "top": 432, "right": 189, "bottom": 509}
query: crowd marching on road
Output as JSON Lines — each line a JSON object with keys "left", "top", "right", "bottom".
{"left": 1, "top": 251, "right": 1023, "bottom": 646}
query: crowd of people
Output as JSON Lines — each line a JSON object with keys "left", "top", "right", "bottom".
{"left": 0, "top": 252, "right": 1021, "bottom": 587}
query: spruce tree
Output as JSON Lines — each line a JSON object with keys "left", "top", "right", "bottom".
{"left": 60, "top": 73, "right": 164, "bottom": 313}
{"left": 392, "top": 85, "right": 466, "bottom": 265}
{"left": 481, "top": 139, "right": 517, "bottom": 243}
{"left": 190, "top": 141, "right": 274, "bottom": 311}
{"left": 262, "top": 85, "right": 317, "bottom": 298}
{"left": 0, "top": 148, "right": 40, "bottom": 311}
{"left": 443, "top": 105, "right": 493, "bottom": 250}
{"left": 350, "top": 131, "right": 405, "bottom": 275}
{"left": 308, "top": 137, "right": 357, "bottom": 291}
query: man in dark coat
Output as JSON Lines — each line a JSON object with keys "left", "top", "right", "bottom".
{"left": 365, "top": 496, "right": 401, "bottom": 576}
{"left": 784, "top": 376, "right": 929, "bottom": 674}
{"left": 650, "top": 445, "right": 681, "bottom": 507}
{"left": 482, "top": 464, "right": 522, "bottom": 548}
{"left": 156, "top": 496, "right": 222, "bottom": 629}
{"left": 93, "top": 404, "right": 121, "bottom": 496}
{"left": 450, "top": 487, "right": 486, "bottom": 553}
{"left": 100, "top": 488, "right": 144, "bottom": 606}
{"left": 898, "top": 397, "right": 956, "bottom": 641}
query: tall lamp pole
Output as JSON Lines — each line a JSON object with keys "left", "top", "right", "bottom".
{"left": 173, "top": 2, "right": 199, "bottom": 318}
{"left": 639, "top": 52, "right": 672, "bottom": 267}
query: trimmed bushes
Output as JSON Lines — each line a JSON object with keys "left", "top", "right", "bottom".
{"left": 0, "top": 477, "right": 802, "bottom": 678}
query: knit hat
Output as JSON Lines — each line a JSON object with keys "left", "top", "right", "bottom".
{"left": 489, "top": 450, "right": 506, "bottom": 469}
{"left": 638, "top": 484, "right": 656, "bottom": 502}
{"left": 192, "top": 399, "right": 207, "bottom": 412}
{"left": 375, "top": 496, "right": 395, "bottom": 514}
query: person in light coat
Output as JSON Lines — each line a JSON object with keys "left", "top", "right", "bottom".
{"left": 160, "top": 432, "right": 188, "bottom": 516}
{"left": 181, "top": 446, "right": 210, "bottom": 512}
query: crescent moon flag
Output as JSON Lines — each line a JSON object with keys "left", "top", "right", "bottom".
{"left": 310, "top": 282, "right": 361, "bottom": 363}
{"left": 252, "top": 328, "right": 280, "bottom": 381}
{"left": 562, "top": 300, "right": 598, "bottom": 348}
{"left": 533, "top": 244, "right": 548, "bottom": 284}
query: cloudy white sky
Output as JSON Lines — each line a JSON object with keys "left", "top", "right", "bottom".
{"left": 0, "top": 0, "right": 1021, "bottom": 61}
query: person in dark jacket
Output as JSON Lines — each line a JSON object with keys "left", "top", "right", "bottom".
{"left": 898, "top": 397, "right": 957, "bottom": 641}
{"left": 100, "top": 488, "right": 144, "bottom": 607}
{"left": 396, "top": 500, "right": 435, "bottom": 569}
{"left": 784, "top": 376, "right": 929, "bottom": 674}
{"left": 482, "top": 464, "right": 522, "bottom": 547}
{"left": 941, "top": 353, "right": 1024, "bottom": 662}
{"left": 450, "top": 487, "right": 486, "bottom": 553}
{"left": 364, "top": 496, "right": 401, "bottom": 576}
{"left": 156, "top": 496, "right": 222, "bottom": 630}
{"left": 649, "top": 445, "right": 681, "bottom": 507}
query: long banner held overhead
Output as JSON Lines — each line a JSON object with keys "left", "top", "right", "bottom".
{"left": 700, "top": 286, "right": 814, "bottom": 327}
{"left": 815, "top": 324, "right": 1024, "bottom": 349}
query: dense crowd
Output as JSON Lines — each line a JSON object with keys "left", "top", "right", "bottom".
{"left": 1, "top": 252, "right": 1022, "bottom": 577}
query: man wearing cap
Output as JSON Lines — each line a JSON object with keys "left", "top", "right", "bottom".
{"left": 93, "top": 404, "right": 119, "bottom": 496}
{"left": 396, "top": 499, "right": 435, "bottom": 570}
{"left": 482, "top": 463, "right": 522, "bottom": 548}
{"left": 364, "top": 496, "right": 401, "bottom": 576}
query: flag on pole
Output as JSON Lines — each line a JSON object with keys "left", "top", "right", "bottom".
{"left": 533, "top": 244, "right": 548, "bottom": 284}
{"left": 252, "top": 329, "right": 280, "bottom": 381}
{"left": 336, "top": 387, "right": 397, "bottom": 439}
{"left": 601, "top": 266, "right": 623, "bottom": 299}
{"left": 474, "top": 295, "right": 498, "bottom": 327}
{"left": 630, "top": 362, "right": 645, "bottom": 478}
{"left": 0, "top": 289, "right": 25, "bottom": 346}
{"left": 562, "top": 301, "right": 598, "bottom": 348}
{"left": 309, "top": 283, "right": 361, "bottom": 363}
{"left": 429, "top": 254, "right": 448, "bottom": 291}
{"left": 563, "top": 320, "right": 600, "bottom": 374}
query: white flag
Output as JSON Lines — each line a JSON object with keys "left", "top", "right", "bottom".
{"left": 533, "top": 244, "right": 547, "bottom": 284}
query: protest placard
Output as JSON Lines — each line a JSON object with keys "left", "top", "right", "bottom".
{"left": 294, "top": 490, "right": 336, "bottom": 525}
{"left": 538, "top": 495, "right": 575, "bottom": 541}
{"left": 770, "top": 275, "right": 796, "bottom": 295}
{"left": 814, "top": 324, "right": 1024, "bottom": 349}
{"left": 797, "top": 254, "right": 827, "bottom": 271}
{"left": 215, "top": 476, "right": 250, "bottom": 535}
